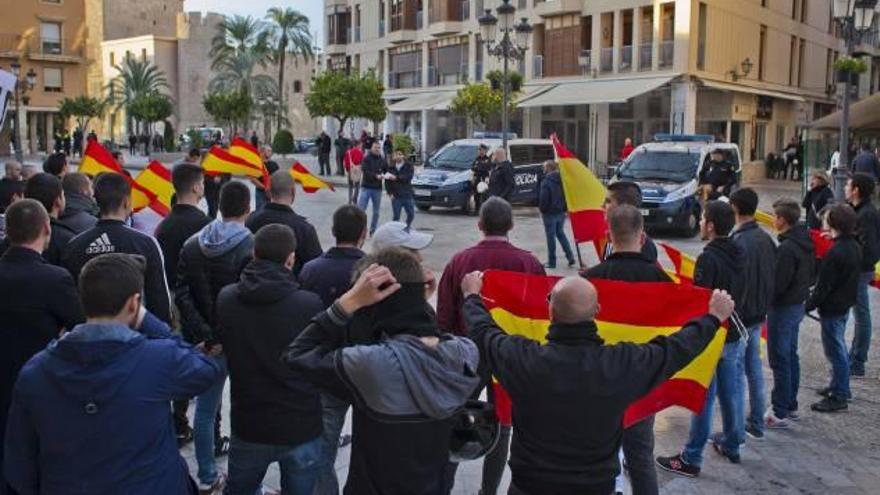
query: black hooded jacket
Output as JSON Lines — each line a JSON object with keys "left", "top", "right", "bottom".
{"left": 802, "top": 184, "right": 833, "bottom": 230}
{"left": 730, "top": 221, "right": 777, "bottom": 327}
{"left": 217, "top": 259, "right": 324, "bottom": 446}
{"left": 852, "top": 200, "right": 880, "bottom": 272}
{"left": 58, "top": 192, "right": 98, "bottom": 235}
{"left": 694, "top": 237, "right": 746, "bottom": 342}
{"left": 773, "top": 224, "right": 815, "bottom": 307}
{"left": 806, "top": 235, "right": 862, "bottom": 317}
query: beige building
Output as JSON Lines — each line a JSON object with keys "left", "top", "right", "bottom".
{"left": 0, "top": 0, "right": 89, "bottom": 154}
{"left": 325, "top": 0, "right": 880, "bottom": 165}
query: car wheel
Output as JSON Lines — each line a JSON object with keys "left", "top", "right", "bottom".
{"left": 417, "top": 205, "right": 431, "bottom": 212}
{"left": 460, "top": 195, "right": 475, "bottom": 215}
{"left": 682, "top": 207, "right": 700, "bottom": 238}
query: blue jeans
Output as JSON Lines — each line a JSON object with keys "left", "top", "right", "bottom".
{"left": 195, "top": 355, "right": 227, "bottom": 486}
{"left": 541, "top": 212, "right": 575, "bottom": 267}
{"left": 821, "top": 314, "right": 851, "bottom": 399}
{"left": 314, "top": 394, "right": 349, "bottom": 495}
{"left": 392, "top": 196, "right": 415, "bottom": 230}
{"left": 357, "top": 187, "right": 382, "bottom": 234}
{"left": 849, "top": 271, "right": 873, "bottom": 373}
{"left": 682, "top": 340, "right": 745, "bottom": 467}
{"left": 225, "top": 436, "right": 323, "bottom": 495}
{"left": 767, "top": 304, "right": 804, "bottom": 418}
{"left": 743, "top": 324, "right": 766, "bottom": 435}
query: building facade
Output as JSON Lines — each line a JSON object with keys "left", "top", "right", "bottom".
{"left": 325, "top": 0, "right": 880, "bottom": 166}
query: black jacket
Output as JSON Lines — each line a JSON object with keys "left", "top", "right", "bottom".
{"left": 299, "top": 247, "right": 365, "bottom": 308}
{"left": 155, "top": 204, "right": 211, "bottom": 289}
{"left": 217, "top": 259, "right": 324, "bottom": 446}
{"left": 318, "top": 134, "right": 332, "bottom": 154}
{"left": 584, "top": 251, "right": 672, "bottom": 283}
{"left": 538, "top": 171, "right": 566, "bottom": 215}
{"left": 44, "top": 218, "right": 77, "bottom": 267}
{"left": 852, "top": 200, "right": 880, "bottom": 272}
{"left": 0, "top": 247, "right": 85, "bottom": 458}
{"left": 360, "top": 153, "right": 387, "bottom": 190}
{"left": 386, "top": 160, "right": 414, "bottom": 199}
{"left": 488, "top": 160, "right": 515, "bottom": 200}
{"left": 730, "top": 221, "right": 777, "bottom": 327}
{"left": 463, "top": 295, "right": 721, "bottom": 494}
{"left": 245, "top": 203, "right": 323, "bottom": 276}
{"left": 472, "top": 155, "right": 492, "bottom": 182}
{"left": 175, "top": 221, "right": 253, "bottom": 344}
{"left": 806, "top": 235, "right": 862, "bottom": 317}
{"left": 694, "top": 237, "right": 746, "bottom": 342}
{"left": 601, "top": 236, "right": 659, "bottom": 263}
{"left": 773, "top": 224, "right": 815, "bottom": 307}
{"left": 58, "top": 192, "right": 98, "bottom": 235}
{"left": 699, "top": 160, "right": 736, "bottom": 191}
{"left": 63, "top": 219, "right": 171, "bottom": 323}
{"left": 852, "top": 151, "right": 880, "bottom": 179}
{"left": 802, "top": 185, "right": 833, "bottom": 230}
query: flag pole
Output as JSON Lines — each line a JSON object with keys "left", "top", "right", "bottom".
{"left": 568, "top": 218, "right": 585, "bottom": 269}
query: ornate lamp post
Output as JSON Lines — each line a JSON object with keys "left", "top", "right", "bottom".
{"left": 6, "top": 62, "right": 37, "bottom": 162}
{"left": 831, "top": 0, "right": 877, "bottom": 199}
{"left": 479, "top": 0, "right": 532, "bottom": 151}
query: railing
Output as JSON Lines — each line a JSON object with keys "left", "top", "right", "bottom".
{"left": 579, "top": 49, "right": 592, "bottom": 74}
{"left": 620, "top": 45, "right": 633, "bottom": 72}
{"left": 533, "top": 55, "right": 543, "bottom": 78}
{"left": 379, "top": 19, "right": 386, "bottom": 37}
{"left": 390, "top": 71, "right": 423, "bottom": 89}
{"left": 600, "top": 47, "right": 614, "bottom": 73}
{"left": 639, "top": 42, "right": 652, "bottom": 70}
{"left": 462, "top": 0, "right": 470, "bottom": 20}
{"left": 659, "top": 40, "right": 674, "bottom": 68}
{"left": 26, "top": 37, "right": 84, "bottom": 58}
{"left": 0, "top": 33, "right": 22, "bottom": 55}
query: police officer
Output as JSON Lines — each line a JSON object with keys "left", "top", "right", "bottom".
{"left": 471, "top": 144, "right": 492, "bottom": 214}
{"left": 699, "top": 149, "right": 736, "bottom": 200}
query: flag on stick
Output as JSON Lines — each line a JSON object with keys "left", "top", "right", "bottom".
{"left": 134, "top": 161, "right": 173, "bottom": 216}
{"left": 79, "top": 140, "right": 154, "bottom": 212}
{"left": 290, "top": 162, "right": 334, "bottom": 193}
{"left": 659, "top": 242, "right": 697, "bottom": 284}
{"left": 202, "top": 146, "right": 265, "bottom": 179}
{"left": 551, "top": 134, "right": 607, "bottom": 245}
{"left": 229, "top": 137, "right": 270, "bottom": 188}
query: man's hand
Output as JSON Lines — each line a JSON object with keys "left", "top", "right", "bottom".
{"left": 708, "top": 289, "right": 735, "bottom": 323}
{"left": 339, "top": 264, "right": 401, "bottom": 314}
{"left": 424, "top": 267, "right": 437, "bottom": 300}
{"left": 461, "top": 271, "right": 484, "bottom": 298}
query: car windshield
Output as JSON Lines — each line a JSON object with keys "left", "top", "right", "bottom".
{"left": 618, "top": 150, "right": 701, "bottom": 182}
{"left": 429, "top": 144, "right": 480, "bottom": 170}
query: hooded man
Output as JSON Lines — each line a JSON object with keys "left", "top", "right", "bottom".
{"left": 59, "top": 172, "right": 99, "bottom": 234}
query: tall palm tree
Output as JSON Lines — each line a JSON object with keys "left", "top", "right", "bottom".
{"left": 266, "top": 7, "right": 313, "bottom": 128}
{"left": 208, "top": 49, "right": 278, "bottom": 100}
{"left": 210, "top": 15, "right": 271, "bottom": 70}
{"left": 107, "top": 57, "right": 169, "bottom": 138}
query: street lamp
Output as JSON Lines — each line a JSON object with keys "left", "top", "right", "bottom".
{"left": 479, "top": 0, "right": 531, "bottom": 151}
{"left": 5, "top": 62, "right": 37, "bottom": 162}
{"left": 728, "top": 57, "right": 754, "bottom": 81}
{"left": 831, "top": 0, "right": 877, "bottom": 200}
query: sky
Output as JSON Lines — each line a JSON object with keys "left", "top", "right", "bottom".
{"left": 184, "top": 0, "right": 324, "bottom": 47}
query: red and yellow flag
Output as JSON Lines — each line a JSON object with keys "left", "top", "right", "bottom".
{"left": 134, "top": 161, "right": 173, "bottom": 217}
{"left": 202, "top": 146, "right": 265, "bottom": 179}
{"left": 481, "top": 270, "right": 726, "bottom": 428}
{"left": 660, "top": 242, "right": 697, "bottom": 284}
{"left": 290, "top": 162, "right": 334, "bottom": 193}
{"left": 551, "top": 134, "right": 607, "bottom": 244}
{"left": 79, "top": 140, "right": 124, "bottom": 177}
{"left": 229, "top": 137, "right": 270, "bottom": 188}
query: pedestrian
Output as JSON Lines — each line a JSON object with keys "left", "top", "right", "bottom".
{"left": 285, "top": 249, "right": 480, "bottom": 494}
{"left": 620, "top": 137, "right": 635, "bottom": 161}
{"left": 851, "top": 143, "right": 880, "bottom": 181}
{"left": 806, "top": 204, "right": 861, "bottom": 412}
{"left": 601, "top": 181, "right": 659, "bottom": 262}
{"left": 59, "top": 172, "right": 99, "bottom": 234}
{"left": 250, "top": 130, "right": 259, "bottom": 149}
{"left": 3, "top": 252, "right": 222, "bottom": 495}
{"left": 487, "top": 148, "right": 515, "bottom": 201}
{"left": 334, "top": 130, "right": 350, "bottom": 177}
{"left": 42, "top": 152, "right": 68, "bottom": 179}
{"left": 538, "top": 160, "right": 576, "bottom": 269}
{"left": 203, "top": 169, "right": 231, "bottom": 220}
{"left": 803, "top": 170, "right": 834, "bottom": 230}
{"left": 845, "top": 173, "right": 880, "bottom": 378}
{"left": 217, "top": 224, "right": 325, "bottom": 495}
{"left": 87, "top": 130, "right": 97, "bottom": 143}
{"left": 471, "top": 144, "right": 492, "bottom": 213}
{"left": 357, "top": 141, "right": 387, "bottom": 236}
{"left": 0, "top": 199, "right": 85, "bottom": 491}
{"left": 765, "top": 199, "right": 814, "bottom": 428}
{"left": 252, "top": 145, "right": 280, "bottom": 211}
{"left": 656, "top": 200, "right": 747, "bottom": 476}
{"left": 62, "top": 130, "right": 71, "bottom": 157}
{"left": 72, "top": 127, "right": 83, "bottom": 158}
{"left": 129, "top": 133, "right": 137, "bottom": 155}
{"left": 461, "top": 272, "right": 735, "bottom": 495}
{"left": 175, "top": 181, "right": 254, "bottom": 494}
{"left": 6, "top": 173, "right": 76, "bottom": 267}
{"left": 729, "top": 188, "right": 776, "bottom": 441}
{"left": 383, "top": 133, "right": 394, "bottom": 161}
{"left": 246, "top": 170, "right": 323, "bottom": 276}
{"left": 317, "top": 131, "right": 332, "bottom": 176}
{"left": 62, "top": 173, "right": 172, "bottom": 324}
{"left": 344, "top": 140, "right": 364, "bottom": 205}
{"left": 387, "top": 149, "right": 415, "bottom": 230}
{"left": 827, "top": 148, "right": 840, "bottom": 176}
{"left": 783, "top": 138, "right": 798, "bottom": 180}
{"left": 183, "top": 147, "right": 202, "bottom": 165}
{"left": 0, "top": 176, "right": 23, "bottom": 241}
{"left": 437, "top": 197, "right": 544, "bottom": 495}
{"left": 584, "top": 205, "right": 673, "bottom": 495}
{"left": 698, "top": 149, "right": 736, "bottom": 199}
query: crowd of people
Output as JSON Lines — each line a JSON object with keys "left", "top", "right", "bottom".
{"left": 0, "top": 140, "right": 876, "bottom": 495}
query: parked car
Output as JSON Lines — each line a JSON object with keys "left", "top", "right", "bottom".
{"left": 412, "top": 137, "right": 556, "bottom": 214}
{"left": 294, "top": 138, "right": 316, "bottom": 154}
{"left": 613, "top": 134, "right": 742, "bottom": 236}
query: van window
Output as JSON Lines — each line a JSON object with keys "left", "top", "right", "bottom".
{"left": 618, "top": 150, "right": 701, "bottom": 182}
{"left": 702, "top": 148, "right": 741, "bottom": 171}
{"left": 509, "top": 144, "right": 555, "bottom": 166}
{"left": 429, "top": 144, "right": 479, "bottom": 169}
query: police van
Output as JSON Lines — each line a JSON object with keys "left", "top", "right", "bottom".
{"left": 412, "top": 134, "right": 556, "bottom": 214}
{"left": 613, "top": 134, "right": 742, "bottom": 236}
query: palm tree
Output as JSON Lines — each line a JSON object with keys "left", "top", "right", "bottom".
{"left": 265, "top": 7, "right": 313, "bottom": 128}
{"left": 208, "top": 49, "right": 278, "bottom": 102}
{"left": 107, "top": 57, "right": 169, "bottom": 140}
{"left": 210, "top": 15, "right": 271, "bottom": 70}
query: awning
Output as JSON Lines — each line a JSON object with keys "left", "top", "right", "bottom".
{"left": 516, "top": 84, "right": 556, "bottom": 103}
{"left": 810, "top": 92, "right": 880, "bottom": 131}
{"left": 699, "top": 79, "right": 806, "bottom": 102}
{"left": 517, "top": 75, "right": 677, "bottom": 108}
{"left": 387, "top": 91, "right": 457, "bottom": 112}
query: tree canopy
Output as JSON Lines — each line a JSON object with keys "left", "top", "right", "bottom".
{"left": 58, "top": 96, "right": 105, "bottom": 131}
{"left": 305, "top": 71, "right": 386, "bottom": 128}
{"left": 127, "top": 92, "right": 173, "bottom": 127}
{"left": 203, "top": 91, "right": 253, "bottom": 133}
{"left": 449, "top": 81, "right": 518, "bottom": 128}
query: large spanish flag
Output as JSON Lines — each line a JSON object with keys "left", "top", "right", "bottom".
{"left": 229, "top": 137, "right": 270, "bottom": 188}
{"left": 202, "top": 146, "right": 265, "bottom": 179}
{"left": 481, "top": 270, "right": 726, "bottom": 427}
{"left": 551, "top": 134, "right": 607, "bottom": 244}
{"left": 79, "top": 141, "right": 154, "bottom": 212}
{"left": 290, "top": 162, "right": 334, "bottom": 193}
{"left": 134, "top": 161, "right": 173, "bottom": 216}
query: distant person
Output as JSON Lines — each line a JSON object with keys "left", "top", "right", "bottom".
{"left": 344, "top": 140, "right": 364, "bottom": 205}
{"left": 357, "top": 141, "right": 387, "bottom": 235}
{"left": 538, "top": 160, "right": 575, "bottom": 269}
{"left": 129, "top": 133, "right": 137, "bottom": 155}
{"left": 317, "top": 131, "right": 332, "bottom": 176}
{"left": 0, "top": 176, "right": 24, "bottom": 241}
{"left": 334, "top": 130, "right": 350, "bottom": 177}
{"left": 183, "top": 147, "right": 201, "bottom": 165}
{"left": 488, "top": 148, "right": 515, "bottom": 201}
{"left": 72, "top": 127, "right": 83, "bottom": 158}
{"left": 386, "top": 149, "right": 415, "bottom": 231}
{"left": 251, "top": 145, "right": 279, "bottom": 211}
{"left": 471, "top": 144, "right": 492, "bottom": 213}
{"left": 250, "top": 130, "right": 259, "bottom": 149}
{"left": 620, "top": 137, "right": 635, "bottom": 161}
{"left": 383, "top": 134, "right": 394, "bottom": 161}
{"left": 851, "top": 143, "right": 880, "bottom": 181}
{"left": 42, "top": 153, "right": 68, "bottom": 179}
{"left": 59, "top": 172, "right": 99, "bottom": 234}
{"left": 699, "top": 149, "right": 736, "bottom": 199}
{"left": 803, "top": 171, "right": 834, "bottom": 231}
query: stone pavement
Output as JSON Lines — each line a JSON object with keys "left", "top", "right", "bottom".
{"left": 136, "top": 154, "right": 879, "bottom": 494}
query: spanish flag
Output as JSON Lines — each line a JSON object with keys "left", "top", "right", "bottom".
{"left": 229, "top": 138, "right": 270, "bottom": 189}
{"left": 134, "top": 161, "right": 173, "bottom": 216}
{"left": 202, "top": 146, "right": 265, "bottom": 180}
{"left": 78, "top": 141, "right": 154, "bottom": 212}
{"left": 290, "top": 162, "right": 334, "bottom": 193}
{"left": 659, "top": 242, "right": 696, "bottom": 284}
{"left": 551, "top": 134, "right": 607, "bottom": 245}
{"left": 482, "top": 270, "right": 726, "bottom": 427}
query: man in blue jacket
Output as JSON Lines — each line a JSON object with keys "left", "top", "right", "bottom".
{"left": 538, "top": 160, "right": 575, "bottom": 269}
{"left": 3, "top": 253, "right": 223, "bottom": 495}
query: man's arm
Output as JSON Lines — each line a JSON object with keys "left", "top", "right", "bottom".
{"left": 143, "top": 237, "right": 173, "bottom": 324}
{"left": 50, "top": 271, "right": 85, "bottom": 331}
{"left": 155, "top": 339, "right": 224, "bottom": 400}
{"left": 692, "top": 253, "right": 716, "bottom": 290}
{"left": 4, "top": 383, "right": 40, "bottom": 494}
{"left": 773, "top": 247, "right": 796, "bottom": 302}
{"left": 436, "top": 265, "right": 459, "bottom": 333}
{"left": 283, "top": 304, "right": 353, "bottom": 401}
{"left": 806, "top": 251, "right": 840, "bottom": 312}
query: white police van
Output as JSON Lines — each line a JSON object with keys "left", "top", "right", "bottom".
{"left": 613, "top": 134, "right": 742, "bottom": 236}
{"left": 412, "top": 133, "right": 556, "bottom": 214}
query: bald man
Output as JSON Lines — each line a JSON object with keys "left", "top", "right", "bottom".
{"left": 461, "top": 273, "right": 734, "bottom": 495}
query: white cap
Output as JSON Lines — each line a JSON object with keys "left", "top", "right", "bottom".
{"left": 371, "top": 222, "right": 434, "bottom": 251}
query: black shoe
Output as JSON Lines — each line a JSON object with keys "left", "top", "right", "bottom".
{"left": 811, "top": 397, "right": 848, "bottom": 413}
{"left": 176, "top": 425, "right": 193, "bottom": 447}
{"left": 214, "top": 435, "right": 230, "bottom": 458}
{"left": 711, "top": 442, "right": 741, "bottom": 464}
{"left": 818, "top": 387, "right": 853, "bottom": 401}
{"left": 850, "top": 368, "right": 866, "bottom": 378}
{"left": 567, "top": 260, "right": 577, "bottom": 268}
{"left": 656, "top": 454, "right": 700, "bottom": 478}
{"left": 745, "top": 424, "right": 764, "bottom": 440}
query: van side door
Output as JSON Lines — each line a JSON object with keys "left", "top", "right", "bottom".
{"left": 509, "top": 144, "right": 555, "bottom": 205}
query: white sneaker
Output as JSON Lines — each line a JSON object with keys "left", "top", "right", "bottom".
{"left": 764, "top": 410, "right": 790, "bottom": 429}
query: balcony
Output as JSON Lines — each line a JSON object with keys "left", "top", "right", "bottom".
{"left": 0, "top": 33, "right": 24, "bottom": 59}
{"left": 389, "top": 70, "right": 423, "bottom": 90}
{"left": 659, "top": 40, "right": 674, "bottom": 68}
{"left": 639, "top": 42, "right": 652, "bottom": 71}
{"left": 533, "top": 55, "right": 543, "bottom": 79}
{"left": 534, "top": 0, "right": 583, "bottom": 18}
{"left": 326, "top": 29, "right": 349, "bottom": 54}
{"left": 28, "top": 37, "right": 84, "bottom": 63}
{"left": 620, "top": 45, "right": 632, "bottom": 72}
{"left": 429, "top": 21, "right": 463, "bottom": 36}
{"left": 387, "top": 28, "right": 417, "bottom": 44}
{"left": 600, "top": 47, "right": 613, "bottom": 73}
